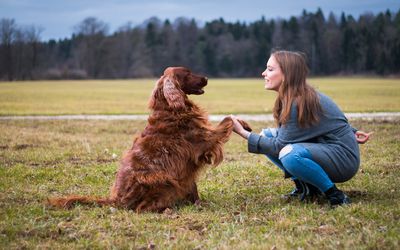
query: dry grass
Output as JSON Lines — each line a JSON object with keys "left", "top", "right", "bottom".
{"left": 0, "top": 77, "right": 399, "bottom": 115}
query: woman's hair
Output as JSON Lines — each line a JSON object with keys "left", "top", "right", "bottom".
{"left": 271, "top": 50, "right": 322, "bottom": 128}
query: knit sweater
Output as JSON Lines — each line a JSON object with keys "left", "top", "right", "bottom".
{"left": 247, "top": 92, "right": 360, "bottom": 182}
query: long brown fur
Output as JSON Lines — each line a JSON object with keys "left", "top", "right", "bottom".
{"left": 48, "top": 67, "right": 251, "bottom": 213}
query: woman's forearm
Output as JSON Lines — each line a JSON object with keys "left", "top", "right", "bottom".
{"left": 238, "top": 129, "right": 251, "bottom": 140}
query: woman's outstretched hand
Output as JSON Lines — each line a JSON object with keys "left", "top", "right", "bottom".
{"left": 355, "top": 130, "right": 373, "bottom": 144}
{"left": 230, "top": 115, "right": 251, "bottom": 139}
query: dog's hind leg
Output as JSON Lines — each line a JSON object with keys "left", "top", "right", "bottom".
{"left": 135, "top": 193, "right": 176, "bottom": 213}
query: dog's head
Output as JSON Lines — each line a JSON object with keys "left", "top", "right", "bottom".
{"left": 163, "top": 67, "right": 208, "bottom": 95}
{"left": 150, "top": 67, "right": 208, "bottom": 110}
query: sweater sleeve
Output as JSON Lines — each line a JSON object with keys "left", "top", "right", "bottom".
{"left": 247, "top": 96, "right": 347, "bottom": 158}
{"left": 248, "top": 132, "right": 284, "bottom": 157}
{"left": 246, "top": 103, "right": 305, "bottom": 158}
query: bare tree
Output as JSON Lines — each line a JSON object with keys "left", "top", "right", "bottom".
{"left": 24, "top": 25, "right": 43, "bottom": 79}
{"left": 0, "top": 18, "right": 17, "bottom": 80}
{"left": 73, "top": 17, "right": 109, "bottom": 78}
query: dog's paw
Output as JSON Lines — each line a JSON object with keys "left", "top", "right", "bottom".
{"left": 163, "top": 207, "right": 174, "bottom": 215}
{"left": 237, "top": 119, "right": 252, "bottom": 132}
{"left": 194, "top": 199, "right": 202, "bottom": 206}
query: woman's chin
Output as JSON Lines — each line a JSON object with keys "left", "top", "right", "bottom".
{"left": 265, "top": 85, "right": 278, "bottom": 91}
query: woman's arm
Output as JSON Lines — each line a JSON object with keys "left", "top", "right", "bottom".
{"left": 230, "top": 115, "right": 284, "bottom": 157}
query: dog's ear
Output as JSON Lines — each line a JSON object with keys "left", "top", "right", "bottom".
{"left": 148, "top": 77, "right": 163, "bottom": 109}
{"left": 163, "top": 76, "right": 185, "bottom": 109}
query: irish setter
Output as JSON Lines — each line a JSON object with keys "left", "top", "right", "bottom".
{"left": 48, "top": 67, "right": 251, "bottom": 212}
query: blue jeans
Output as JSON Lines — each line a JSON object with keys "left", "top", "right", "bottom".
{"left": 260, "top": 128, "right": 334, "bottom": 192}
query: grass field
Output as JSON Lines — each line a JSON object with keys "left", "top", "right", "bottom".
{"left": 0, "top": 119, "right": 399, "bottom": 249}
{"left": 0, "top": 77, "right": 400, "bottom": 115}
{"left": 0, "top": 77, "right": 399, "bottom": 249}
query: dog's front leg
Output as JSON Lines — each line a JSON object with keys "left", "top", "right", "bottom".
{"left": 213, "top": 116, "right": 234, "bottom": 143}
{"left": 213, "top": 117, "right": 252, "bottom": 143}
{"left": 186, "top": 182, "right": 200, "bottom": 204}
{"left": 201, "top": 117, "right": 252, "bottom": 166}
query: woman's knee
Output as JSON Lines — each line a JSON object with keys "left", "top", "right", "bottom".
{"left": 279, "top": 144, "right": 310, "bottom": 172}
{"left": 279, "top": 145, "right": 296, "bottom": 169}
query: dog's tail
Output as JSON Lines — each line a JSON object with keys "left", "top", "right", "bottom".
{"left": 47, "top": 195, "right": 115, "bottom": 209}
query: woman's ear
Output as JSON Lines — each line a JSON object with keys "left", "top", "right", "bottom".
{"left": 163, "top": 76, "right": 185, "bottom": 109}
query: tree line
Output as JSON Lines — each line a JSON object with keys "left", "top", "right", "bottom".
{"left": 1, "top": 8, "right": 399, "bottom": 80}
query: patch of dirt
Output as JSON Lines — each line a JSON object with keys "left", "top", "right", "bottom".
{"left": 13, "top": 144, "right": 36, "bottom": 150}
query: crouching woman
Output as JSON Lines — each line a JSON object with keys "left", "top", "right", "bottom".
{"left": 230, "top": 50, "right": 371, "bottom": 206}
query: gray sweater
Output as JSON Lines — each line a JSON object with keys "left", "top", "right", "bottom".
{"left": 247, "top": 92, "right": 360, "bottom": 182}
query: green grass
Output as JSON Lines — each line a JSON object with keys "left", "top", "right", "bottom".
{"left": 0, "top": 77, "right": 399, "bottom": 115}
{"left": 0, "top": 119, "right": 399, "bottom": 249}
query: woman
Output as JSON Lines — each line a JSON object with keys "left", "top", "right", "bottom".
{"left": 230, "top": 50, "right": 371, "bottom": 206}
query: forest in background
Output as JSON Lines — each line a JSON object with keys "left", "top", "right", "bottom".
{"left": 1, "top": 8, "right": 400, "bottom": 80}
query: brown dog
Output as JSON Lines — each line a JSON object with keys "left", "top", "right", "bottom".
{"left": 48, "top": 67, "right": 251, "bottom": 212}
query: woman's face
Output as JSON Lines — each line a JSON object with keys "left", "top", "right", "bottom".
{"left": 262, "top": 55, "right": 284, "bottom": 91}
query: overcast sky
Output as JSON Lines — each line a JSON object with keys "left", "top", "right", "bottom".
{"left": 1, "top": 0, "right": 399, "bottom": 41}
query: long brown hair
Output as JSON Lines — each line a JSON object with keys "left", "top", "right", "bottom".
{"left": 271, "top": 50, "right": 322, "bottom": 128}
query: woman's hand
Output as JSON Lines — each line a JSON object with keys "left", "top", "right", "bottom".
{"left": 355, "top": 130, "right": 373, "bottom": 144}
{"left": 230, "top": 115, "right": 251, "bottom": 139}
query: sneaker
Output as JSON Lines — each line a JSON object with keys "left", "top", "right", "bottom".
{"left": 286, "top": 180, "right": 324, "bottom": 201}
{"left": 285, "top": 179, "right": 315, "bottom": 201}
{"left": 286, "top": 179, "right": 305, "bottom": 197}
{"left": 325, "top": 186, "right": 351, "bottom": 206}
{"left": 305, "top": 182, "right": 323, "bottom": 197}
